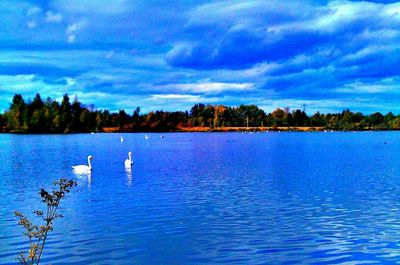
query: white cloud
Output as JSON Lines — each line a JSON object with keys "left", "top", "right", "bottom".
{"left": 334, "top": 80, "right": 400, "bottom": 94}
{"left": 27, "top": 21, "right": 37, "bottom": 29}
{"left": 27, "top": 6, "right": 41, "bottom": 16}
{"left": 66, "top": 21, "right": 84, "bottom": 34}
{"left": 308, "top": 1, "right": 378, "bottom": 33}
{"left": 66, "top": 78, "right": 77, "bottom": 86}
{"left": 66, "top": 20, "right": 87, "bottom": 43}
{"left": 241, "top": 63, "right": 277, "bottom": 77}
{"left": 25, "top": 6, "right": 41, "bottom": 29}
{"left": 156, "top": 81, "right": 254, "bottom": 94}
{"left": 0, "top": 74, "right": 62, "bottom": 99}
{"left": 189, "top": 0, "right": 311, "bottom": 27}
{"left": 67, "top": 34, "right": 76, "bottom": 43}
{"left": 45, "top": 11, "right": 63, "bottom": 23}
{"left": 150, "top": 94, "right": 201, "bottom": 101}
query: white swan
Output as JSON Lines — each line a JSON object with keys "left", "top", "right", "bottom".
{"left": 145, "top": 134, "right": 149, "bottom": 140}
{"left": 125, "top": 152, "right": 133, "bottom": 168}
{"left": 72, "top": 155, "right": 93, "bottom": 173}
{"left": 120, "top": 136, "right": 124, "bottom": 142}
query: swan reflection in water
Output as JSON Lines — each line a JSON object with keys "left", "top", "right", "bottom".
{"left": 73, "top": 171, "right": 92, "bottom": 189}
{"left": 72, "top": 155, "right": 93, "bottom": 189}
{"left": 125, "top": 167, "right": 133, "bottom": 187}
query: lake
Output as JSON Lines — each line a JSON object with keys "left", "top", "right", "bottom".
{"left": 1, "top": 132, "right": 400, "bottom": 264}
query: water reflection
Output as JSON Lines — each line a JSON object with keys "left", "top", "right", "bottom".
{"left": 73, "top": 171, "right": 92, "bottom": 189}
{"left": 125, "top": 167, "right": 133, "bottom": 187}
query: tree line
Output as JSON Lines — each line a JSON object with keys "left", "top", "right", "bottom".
{"left": 0, "top": 93, "right": 399, "bottom": 133}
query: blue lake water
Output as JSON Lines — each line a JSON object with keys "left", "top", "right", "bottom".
{"left": 1, "top": 132, "right": 400, "bottom": 264}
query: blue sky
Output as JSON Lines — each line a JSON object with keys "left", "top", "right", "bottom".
{"left": 1, "top": 0, "right": 400, "bottom": 114}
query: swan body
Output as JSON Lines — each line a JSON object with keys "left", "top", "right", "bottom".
{"left": 72, "top": 155, "right": 93, "bottom": 173}
{"left": 125, "top": 152, "right": 133, "bottom": 168}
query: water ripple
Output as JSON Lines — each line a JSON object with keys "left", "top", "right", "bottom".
{"left": 2, "top": 133, "right": 400, "bottom": 264}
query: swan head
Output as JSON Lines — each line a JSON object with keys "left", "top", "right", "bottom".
{"left": 128, "top": 151, "right": 132, "bottom": 156}
{"left": 88, "top": 155, "right": 94, "bottom": 160}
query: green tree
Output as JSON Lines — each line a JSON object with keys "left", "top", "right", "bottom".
{"left": 384, "top": 112, "right": 395, "bottom": 129}
{"left": 60, "top": 94, "right": 72, "bottom": 133}
{"left": 369, "top": 112, "right": 384, "bottom": 128}
{"left": 118, "top": 110, "right": 129, "bottom": 129}
{"left": 69, "top": 96, "right": 84, "bottom": 132}
{"left": 310, "top": 112, "right": 325, "bottom": 127}
{"left": 271, "top": 108, "right": 285, "bottom": 126}
{"left": 132, "top": 107, "right": 141, "bottom": 127}
{"left": 79, "top": 109, "right": 90, "bottom": 131}
{"left": 6, "top": 94, "right": 26, "bottom": 132}
{"left": 29, "top": 94, "right": 46, "bottom": 133}
{"left": 0, "top": 113, "right": 4, "bottom": 131}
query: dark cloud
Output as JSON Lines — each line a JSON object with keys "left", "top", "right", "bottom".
{"left": 165, "top": 0, "right": 400, "bottom": 77}
{"left": 167, "top": 28, "right": 333, "bottom": 70}
{"left": 0, "top": 63, "right": 81, "bottom": 78}
{"left": 36, "top": 77, "right": 68, "bottom": 85}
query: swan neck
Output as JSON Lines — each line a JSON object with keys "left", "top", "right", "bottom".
{"left": 88, "top": 157, "right": 92, "bottom": 169}
{"left": 129, "top": 153, "right": 132, "bottom": 162}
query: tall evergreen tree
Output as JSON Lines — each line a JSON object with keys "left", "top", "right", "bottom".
{"left": 60, "top": 94, "right": 72, "bottom": 132}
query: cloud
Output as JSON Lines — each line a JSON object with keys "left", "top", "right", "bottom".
{"left": 0, "top": 74, "right": 73, "bottom": 111}
{"left": 0, "top": 63, "right": 81, "bottom": 78}
{"left": 187, "top": 0, "right": 312, "bottom": 28}
{"left": 66, "top": 22, "right": 81, "bottom": 34}
{"left": 334, "top": 79, "right": 400, "bottom": 94}
{"left": 166, "top": 27, "right": 330, "bottom": 69}
{"left": 51, "top": 0, "right": 133, "bottom": 15}
{"left": 2, "top": 0, "right": 400, "bottom": 114}
{"left": 150, "top": 94, "right": 201, "bottom": 101}
{"left": 155, "top": 81, "right": 254, "bottom": 94}
{"left": 67, "top": 35, "right": 76, "bottom": 43}
{"left": 27, "top": 6, "right": 41, "bottom": 16}
{"left": 27, "top": 21, "right": 37, "bottom": 28}
{"left": 45, "top": 11, "right": 63, "bottom": 23}
{"left": 66, "top": 20, "right": 87, "bottom": 43}
{"left": 166, "top": 0, "right": 400, "bottom": 73}
{"left": 164, "top": 0, "right": 400, "bottom": 113}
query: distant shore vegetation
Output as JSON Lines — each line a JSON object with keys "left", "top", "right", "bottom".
{"left": 0, "top": 93, "right": 399, "bottom": 133}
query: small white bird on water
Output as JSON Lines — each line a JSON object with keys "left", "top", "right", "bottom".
{"left": 125, "top": 151, "right": 133, "bottom": 168}
{"left": 120, "top": 136, "right": 124, "bottom": 142}
{"left": 72, "top": 155, "right": 93, "bottom": 174}
{"left": 145, "top": 134, "right": 149, "bottom": 140}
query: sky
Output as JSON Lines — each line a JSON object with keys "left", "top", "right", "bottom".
{"left": 1, "top": 0, "right": 400, "bottom": 114}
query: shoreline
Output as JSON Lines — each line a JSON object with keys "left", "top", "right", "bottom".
{"left": 98, "top": 126, "right": 397, "bottom": 133}
{"left": 2, "top": 126, "right": 399, "bottom": 134}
